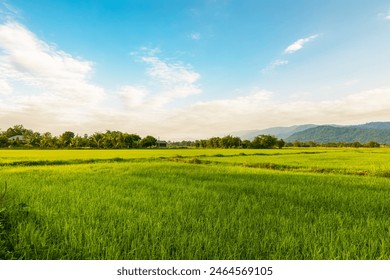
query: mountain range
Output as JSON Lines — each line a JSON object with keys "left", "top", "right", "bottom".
{"left": 232, "top": 122, "right": 390, "bottom": 144}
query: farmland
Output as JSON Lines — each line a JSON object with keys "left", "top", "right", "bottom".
{"left": 0, "top": 148, "right": 390, "bottom": 260}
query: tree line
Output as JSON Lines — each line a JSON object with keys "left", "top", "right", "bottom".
{"left": 0, "top": 125, "right": 286, "bottom": 149}
{"left": 0, "top": 125, "right": 157, "bottom": 149}
{"left": 192, "top": 135, "right": 285, "bottom": 149}
{"left": 0, "top": 124, "right": 383, "bottom": 149}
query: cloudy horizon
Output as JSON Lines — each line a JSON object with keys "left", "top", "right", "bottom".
{"left": 1, "top": 0, "right": 389, "bottom": 140}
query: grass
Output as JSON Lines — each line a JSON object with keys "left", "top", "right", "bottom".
{"left": 0, "top": 148, "right": 389, "bottom": 259}
{"left": 0, "top": 149, "right": 274, "bottom": 163}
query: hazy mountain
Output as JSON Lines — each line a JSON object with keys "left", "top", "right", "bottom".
{"left": 232, "top": 122, "right": 390, "bottom": 143}
{"left": 351, "top": 122, "right": 390, "bottom": 130}
{"left": 232, "top": 124, "right": 317, "bottom": 140}
{"left": 286, "top": 123, "right": 390, "bottom": 144}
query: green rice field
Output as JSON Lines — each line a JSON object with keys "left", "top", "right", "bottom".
{"left": 0, "top": 148, "right": 390, "bottom": 260}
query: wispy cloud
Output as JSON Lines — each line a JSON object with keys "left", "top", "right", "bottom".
{"left": 120, "top": 48, "right": 202, "bottom": 109}
{"left": 284, "top": 34, "right": 319, "bottom": 54}
{"left": 141, "top": 55, "right": 200, "bottom": 87}
{"left": 0, "top": 1, "right": 21, "bottom": 21}
{"left": 262, "top": 59, "right": 289, "bottom": 73}
{"left": 262, "top": 34, "right": 318, "bottom": 74}
{"left": 189, "top": 32, "right": 201, "bottom": 40}
{"left": 378, "top": 8, "right": 390, "bottom": 20}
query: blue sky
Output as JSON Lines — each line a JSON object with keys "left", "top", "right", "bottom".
{"left": 0, "top": 0, "right": 389, "bottom": 139}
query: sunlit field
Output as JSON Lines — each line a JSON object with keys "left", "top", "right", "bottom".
{"left": 1, "top": 148, "right": 390, "bottom": 260}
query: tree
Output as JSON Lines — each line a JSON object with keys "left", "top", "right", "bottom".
{"left": 124, "top": 133, "right": 141, "bottom": 148}
{"left": 0, "top": 134, "right": 8, "bottom": 148}
{"left": 40, "top": 132, "right": 54, "bottom": 148}
{"left": 70, "top": 135, "right": 89, "bottom": 148}
{"left": 23, "top": 130, "right": 41, "bottom": 147}
{"left": 207, "top": 137, "right": 221, "bottom": 148}
{"left": 89, "top": 133, "right": 104, "bottom": 148}
{"left": 140, "top": 135, "right": 157, "bottom": 148}
{"left": 194, "top": 140, "right": 207, "bottom": 148}
{"left": 351, "top": 141, "right": 363, "bottom": 148}
{"left": 276, "top": 139, "right": 285, "bottom": 149}
{"left": 220, "top": 135, "right": 241, "bottom": 148}
{"left": 365, "top": 141, "right": 380, "bottom": 148}
{"left": 251, "top": 135, "right": 278, "bottom": 149}
{"left": 59, "top": 131, "right": 75, "bottom": 147}
{"left": 241, "top": 140, "right": 251, "bottom": 148}
{"left": 101, "top": 130, "right": 125, "bottom": 149}
{"left": 6, "top": 125, "right": 27, "bottom": 137}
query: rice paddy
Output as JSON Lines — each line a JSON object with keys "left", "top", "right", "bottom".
{"left": 0, "top": 148, "right": 390, "bottom": 260}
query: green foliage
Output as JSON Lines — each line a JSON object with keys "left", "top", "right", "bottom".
{"left": 140, "top": 135, "right": 157, "bottom": 148}
{"left": 276, "top": 139, "right": 285, "bottom": 149}
{"left": 58, "top": 131, "right": 75, "bottom": 147}
{"left": 251, "top": 135, "right": 278, "bottom": 149}
{"left": 5, "top": 125, "right": 27, "bottom": 138}
{"left": 365, "top": 141, "right": 380, "bottom": 148}
{"left": 0, "top": 135, "right": 8, "bottom": 148}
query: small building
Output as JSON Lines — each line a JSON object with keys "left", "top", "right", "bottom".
{"left": 156, "top": 140, "right": 168, "bottom": 148}
{"left": 8, "top": 135, "right": 25, "bottom": 142}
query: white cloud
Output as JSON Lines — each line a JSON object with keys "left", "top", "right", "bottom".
{"left": 272, "top": 59, "right": 288, "bottom": 67}
{"left": 119, "top": 49, "right": 202, "bottom": 109}
{"left": 189, "top": 32, "right": 201, "bottom": 40}
{"left": 0, "top": 21, "right": 106, "bottom": 129}
{"left": 262, "top": 59, "right": 288, "bottom": 73}
{"left": 284, "top": 34, "right": 319, "bottom": 54}
{"left": 0, "top": 1, "right": 21, "bottom": 20}
{"left": 119, "top": 86, "right": 148, "bottom": 108}
{"left": 379, "top": 8, "right": 390, "bottom": 20}
{"left": 0, "top": 22, "right": 104, "bottom": 100}
{"left": 148, "top": 87, "right": 390, "bottom": 140}
{"left": 0, "top": 22, "right": 104, "bottom": 102}
{"left": 0, "top": 78, "right": 11, "bottom": 95}
{"left": 141, "top": 55, "right": 200, "bottom": 86}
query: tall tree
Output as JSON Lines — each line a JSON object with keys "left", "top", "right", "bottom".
{"left": 0, "top": 134, "right": 8, "bottom": 148}
{"left": 40, "top": 132, "right": 54, "bottom": 148}
{"left": 6, "top": 124, "right": 27, "bottom": 137}
{"left": 251, "top": 135, "right": 278, "bottom": 149}
{"left": 59, "top": 131, "right": 75, "bottom": 147}
{"left": 124, "top": 133, "right": 141, "bottom": 148}
{"left": 140, "top": 135, "right": 157, "bottom": 148}
{"left": 89, "top": 133, "right": 104, "bottom": 149}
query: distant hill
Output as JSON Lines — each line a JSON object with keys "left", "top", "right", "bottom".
{"left": 286, "top": 123, "right": 390, "bottom": 144}
{"left": 232, "top": 124, "right": 317, "bottom": 140}
{"left": 352, "top": 122, "right": 390, "bottom": 130}
{"left": 232, "top": 122, "right": 390, "bottom": 144}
